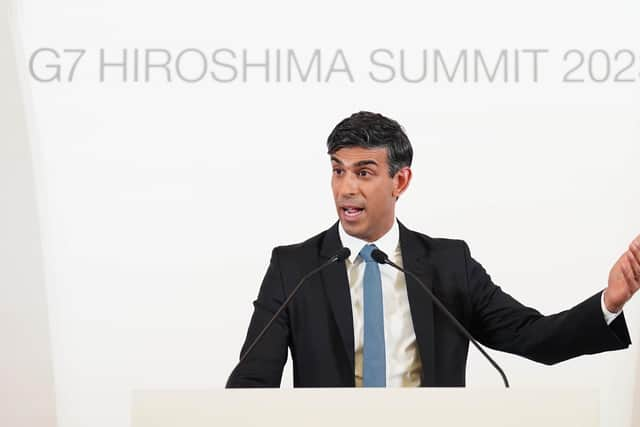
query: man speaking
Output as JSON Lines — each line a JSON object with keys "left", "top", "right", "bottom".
{"left": 226, "top": 111, "right": 638, "bottom": 387}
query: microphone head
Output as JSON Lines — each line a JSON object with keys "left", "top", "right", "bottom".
{"left": 371, "top": 248, "right": 388, "bottom": 264}
{"left": 334, "top": 247, "right": 351, "bottom": 262}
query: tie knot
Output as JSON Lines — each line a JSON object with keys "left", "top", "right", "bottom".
{"left": 359, "top": 244, "right": 378, "bottom": 263}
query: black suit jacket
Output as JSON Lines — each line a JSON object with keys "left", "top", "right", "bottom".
{"left": 227, "top": 221, "right": 631, "bottom": 387}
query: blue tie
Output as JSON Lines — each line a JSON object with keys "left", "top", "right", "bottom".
{"left": 359, "top": 244, "right": 386, "bottom": 387}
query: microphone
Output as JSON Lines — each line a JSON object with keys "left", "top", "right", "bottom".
{"left": 226, "top": 247, "right": 351, "bottom": 386}
{"left": 371, "top": 248, "right": 510, "bottom": 388}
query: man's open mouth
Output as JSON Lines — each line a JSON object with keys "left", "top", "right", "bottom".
{"left": 342, "top": 207, "right": 364, "bottom": 218}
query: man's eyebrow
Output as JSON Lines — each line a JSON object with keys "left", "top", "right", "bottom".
{"left": 330, "top": 157, "right": 378, "bottom": 168}
{"left": 354, "top": 160, "right": 378, "bottom": 167}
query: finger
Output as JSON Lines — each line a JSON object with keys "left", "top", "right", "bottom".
{"left": 626, "top": 251, "right": 640, "bottom": 280}
{"left": 620, "top": 260, "right": 636, "bottom": 288}
{"left": 629, "top": 238, "right": 640, "bottom": 265}
{"left": 629, "top": 254, "right": 640, "bottom": 288}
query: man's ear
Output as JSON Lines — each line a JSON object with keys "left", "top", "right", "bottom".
{"left": 392, "top": 167, "right": 412, "bottom": 199}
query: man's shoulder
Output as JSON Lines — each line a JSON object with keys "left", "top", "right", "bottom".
{"left": 270, "top": 223, "right": 337, "bottom": 259}
{"left": 400, "top": 222, "right": 469, "bottom": 254}
{"left": 269, "top": 221, "right": 470, "bottom": 260}
{"left": 276, "top": 229, "right": 329, "bottom": 250}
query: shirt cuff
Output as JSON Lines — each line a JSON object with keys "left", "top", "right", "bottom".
{"left": 601, "top": 290, "right": 623, "bottom": 325}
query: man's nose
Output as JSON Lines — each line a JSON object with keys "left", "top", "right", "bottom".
{"left": 338, "top": 171, "right": 359, "bottom": 196}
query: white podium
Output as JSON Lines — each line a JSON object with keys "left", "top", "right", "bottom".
{"left": 131, "top": 388, "right": 599, "bottom": 427}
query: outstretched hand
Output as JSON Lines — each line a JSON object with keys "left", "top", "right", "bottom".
{"left": 604, "top": 235, "right": 640, "bottom": 313}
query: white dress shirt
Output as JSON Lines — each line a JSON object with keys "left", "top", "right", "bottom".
{"left": 339, "top": 220, "right": 422, "bottom": 387}
{"left": 602, "top": 292, "right": 623, "bottom": 325}
{"left": 338, "top": 219, "right": 622, "bottom": 387}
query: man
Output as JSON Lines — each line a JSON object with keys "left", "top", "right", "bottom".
{"left": 227, "top": 111, "right": 638, "bottom": 387}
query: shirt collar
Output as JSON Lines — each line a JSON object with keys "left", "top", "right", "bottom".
{"left": 338, "top": 219, "right": 400, "bottom": 264}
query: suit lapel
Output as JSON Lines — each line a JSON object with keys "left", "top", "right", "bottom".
{"left": 398, "top": 221, "right": 437, "bottom": 386}
{"left": 317, "top": 220, "right": 436, "bottom": 384}
{"left": 319, "top": 222, "right": 355, "bottom": 376}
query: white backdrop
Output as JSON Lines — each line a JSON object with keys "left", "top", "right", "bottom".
{"left": 10, "top": 1, "right": 640, "bottom": 426}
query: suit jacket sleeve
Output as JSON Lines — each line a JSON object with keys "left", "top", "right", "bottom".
{"left": 226, "top": 247, "right": 290, "bottom": 387}
{"left": 463, "top": 242, "right": 632, "bottom": 365}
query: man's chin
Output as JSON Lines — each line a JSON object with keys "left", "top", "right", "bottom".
{"left": 339, "top": 219, "right": 368, "bottom": 240}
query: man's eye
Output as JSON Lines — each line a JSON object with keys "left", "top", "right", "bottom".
{"left": 358, "top": 170, "right": 371, "bottom": 177}
{"left": 333, "top": 168, "right": 344, "bottom": 175}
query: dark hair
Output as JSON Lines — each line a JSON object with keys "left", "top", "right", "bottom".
{"left": 326, "top": 111, "right": 413, "bottom": 176}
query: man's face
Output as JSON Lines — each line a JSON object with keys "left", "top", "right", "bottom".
{"left": 330, "top": 147, "right": 411, "bottom": 242}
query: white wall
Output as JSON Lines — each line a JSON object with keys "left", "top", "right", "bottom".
{"left": 7, "top": 1, "right": 640, "bottom": 427}
{"left": 0, "top": 1, "right": 56, "bottom": 426}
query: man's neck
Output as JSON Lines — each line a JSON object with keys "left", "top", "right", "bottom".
{"left": 338, "top": 218, "right": 399, "bottom": 264}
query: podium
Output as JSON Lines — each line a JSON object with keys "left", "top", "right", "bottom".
{"left": 131, "top": 388, "right": 599, "bottom": 427}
